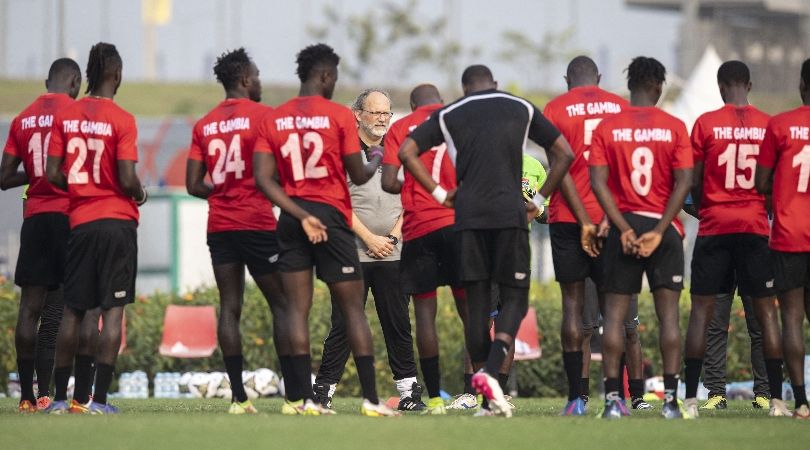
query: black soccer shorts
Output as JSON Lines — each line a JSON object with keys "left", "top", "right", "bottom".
{"left": 691, "top": 233, "right": 775, "bottom": 298}
{"left": 276, "top": 199, "right": 361, "bottom": 283}
{"left": 14, "top": 212, "right": 70, "bottom": 289}
{"left": 63, "top": 219, "right": 137, "bottom": 311}
{"left": 207, "top": 230, "right": 281, "bottom": 277}
{"left": 550, "top": 222, "right": 604, "bottom": 286}
{"left": 456, "top": 228, "right": 531, "bottom": 289}
{"left": 400, "top": 225, "right": 461, "bottom": 295}
{"left": 601, "top": 213, "right": 684, "bottom": 295}
{"left": 772, "top": 250, "right": 810, "bottom": 292}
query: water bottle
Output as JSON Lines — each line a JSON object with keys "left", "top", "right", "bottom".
{"left": 8, "top": 372, "right": 20, "bottom": 398}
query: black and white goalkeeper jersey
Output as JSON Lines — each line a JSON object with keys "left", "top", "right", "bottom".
{"left": 409, "top": 89, "right": 560, "bottom": 230}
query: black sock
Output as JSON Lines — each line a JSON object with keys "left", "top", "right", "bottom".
{"left": 290, "top": 354, "right": 314, "bottom": 402}
{"left": 792, "top": 384, "right": 808, "bottom": 408}
{"left": 92, "top": 363, "right": 115, "bottom": 405}
{"left": 419, "top": 356, "right": 441, "bottom": 398}
{"left": 484, "top": 339, "right": 510, "bottom": 376}
{"left": 278, "top": 355, "right": 300, "bottom": 401}
{"left": 224, "top": 355, "right": 247, "bottom": 403}
{"left": 629, "top": 379, "right": 645, "bottom": 399}
{"left": 35, "top": 352, "right": 55, "bottom": 397}
{"left": 16, "top": 358, "right": 36, "bottom": 402}
{"left": 355, "top": 355, "right": 378, "bottom": 404}
{"left": 618, "top": 353, "right": 627, "bottom": 399}
{"left": 463, "top": 373, "right": 474, "bottom": 395}
{"left": 72, "top": 355, "right": 95, "bottom": 404}
{"left": 481, "top": 396, "right": 489, "bottom": 410}
{"left": 580, "top": 378, "right": 590, "bottom": 399}
{"left": 684, "top": 358, "right": 703, "bottom": 399}
{"left": 562, "top": 351, "right": 583, "bottom": 401}
{"left": 663, "top": 374, "right": 679, "bottom": 406}
{"left": 498, "top": 372, "right": 509, "bottom": 390}
{"left": 765, "top": 359, "right": 783, "bottom": 400}
{"left": 54, "top": 366, "right": 71, "bottom": 401}
{"left": 604, "top": 377, "right": 620, "bottom": 401}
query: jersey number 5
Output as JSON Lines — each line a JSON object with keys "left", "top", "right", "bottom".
{"left": 280, "top": 132, "right": 328, "bottom": 181}
{"left": 67, "top": 137, "right": 105, "bottom": 184}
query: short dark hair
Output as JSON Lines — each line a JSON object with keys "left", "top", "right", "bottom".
{"left": 802, "top": 58, "right": 810, "bottom": 88}
{"left": 566, "top": 55, "right": 599, "bottom": 80}
{"left": 48, "top": 58, "right": 80, "bottom": 82}
{"left": 717, "top": 60, "right": 750, "bottom": 85}
{"left": 626, "top": 56, "right": 666, "bottom": 91}
{"left": 461, "top": 65, "right": 493, "bottom": 86}
{"left": 296, "top": 43, "right": 340, "bottom": 83}
{"left": 85, "top": 42, "right": 121, "bottom": 94}
{"left": 214, "top": 48, "right": 253, "bottom": 90}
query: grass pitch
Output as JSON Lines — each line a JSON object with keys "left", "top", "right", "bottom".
{"left": 0, "top": 397, "right": 806, "bottom": 449}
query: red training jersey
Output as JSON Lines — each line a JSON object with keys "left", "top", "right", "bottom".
{"left": 543, "top": 86, "right": 628, "bottom": 224}
{"left": 691, "top": 104, "right": 770, "bottom": 236}
{"left": 255, "top": 96, "right": 359, "bottom": 225}
{"left": 3, "top": 93, "right": 73, "bottom": 218}
{"left": 588, "top": 106, "right": 693, "bottom": 235}
{"left": 47, "top": 97, "right": 139, "bottom": 228}
{"left": 757, "top": 105, "right": 810, "bottom": 252}
{"left": 188, "top": 99, "right": 277, "bottom": 233}
{"left": 383, "top": 104, "right": 456, "bottom": 240}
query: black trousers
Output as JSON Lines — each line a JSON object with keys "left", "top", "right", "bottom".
{"left": 316, "top": 260, "right": 417, "bottom": 384}
{"left": 703, "top": 293, "right": 769, "bottom": 398}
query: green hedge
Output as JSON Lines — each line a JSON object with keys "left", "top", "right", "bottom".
{"left": 0, "top": 278, "right": 798, "bottom": 397}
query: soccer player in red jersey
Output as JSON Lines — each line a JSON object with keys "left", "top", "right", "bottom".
{"left": 544, "top": 56, "right": 652, "bottom": 414}
{"left": 186, "top": 48, "right": 289, "bottom": 414}
{"left": 254, "top": 43, "right": 398, "bottom": 416}
{"left": 1, "top": 58, "right": 81, "bottom": 413}
{"left": 683, "top": 60, "right": 786, "bottom": 418}
{"left": 380, "top": 84, "right": 469, "bottom": 414}
{"left": 755, "top": 58, "right": 810, "bottom": 419}
{"left": 589, "top": 56, "right": 693, "bottom": 419}
{"left": 45, "top": 43, "right": 147, "bottom": 415}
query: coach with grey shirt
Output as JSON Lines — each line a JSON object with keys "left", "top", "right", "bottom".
{"left": 314, "top": 89, "right": 424, "bottom": 412}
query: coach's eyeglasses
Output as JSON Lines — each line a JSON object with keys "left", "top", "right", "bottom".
{"left": 361, "top": 110, "right": 394, "bottom": 119}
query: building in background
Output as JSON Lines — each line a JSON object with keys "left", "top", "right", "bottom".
{"left": 627, "top": 0, "right": 810, "bottom": 93}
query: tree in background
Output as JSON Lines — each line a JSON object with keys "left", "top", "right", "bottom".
{"left": 499, "top": 28, "right": 582, "bottom": 91}
{"left": 307, "top": 0, "right": 479, "bottom": 93}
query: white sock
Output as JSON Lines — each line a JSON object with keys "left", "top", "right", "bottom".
{"left": 395, "top": 377, "right": 418, "bottom": 399}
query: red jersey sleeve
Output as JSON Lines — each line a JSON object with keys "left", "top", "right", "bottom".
{"left": 47, "top": 115, "right": 65, "bottom": 158}
{"left": 672, "top": 123, "right": 693, "bottom": 169}
{"left": 588, "top": 124, "right": 608, "bottom": 166}
{"left": 253, "top": 109, "right": 276, "bottom": 155}
{"left": 188, "top": 125, "right": 204, "bottom": 161}
{"left": 3, "top": 118, "right": 20, "bottom": 157}
{"left": 758, "top": 121, "right": 780, "bottom": 169}
{"left": 382, "top": 122, "right": 403, "bottom": 167}
{"left": 339, "top": 110, "right": 360, "bottom": 156}
{"left": 690, "top": 118, "right": 706, "bottom": 163}
{"left": 117, "top": 117, "right": 138, "bottom": 161}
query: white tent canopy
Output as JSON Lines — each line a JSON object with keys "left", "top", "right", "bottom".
{"left": 664, "top": 45, "right": 725, "bottom": 131}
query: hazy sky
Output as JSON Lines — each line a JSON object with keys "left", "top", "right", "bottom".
{"left": 2, "top": 0, "right": 682, "bottom": 91}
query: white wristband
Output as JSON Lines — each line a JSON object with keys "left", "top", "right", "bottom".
{"left": 431, "top": 185, "right": 448, "bottom": 204}
{"left": 531, "top": 194, "right": 546, "bottom": 210}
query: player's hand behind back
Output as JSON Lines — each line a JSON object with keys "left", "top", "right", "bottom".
{"left": 620, "top": 228, "right": 639, "bottom": 256}
{"left": 302, "top": 216, "right": 328, "bottom": 244}
{"left": 580, "top": 223, "right": 599, "bottom": 257}
{"left": 525, "top": 201, "right": 539, "bottom": 224}
{"left": 634, "top": 231, "right": 662, "bottom": 258}
{"left": 443, "top": 188, "right": 457, "bottom": 208}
